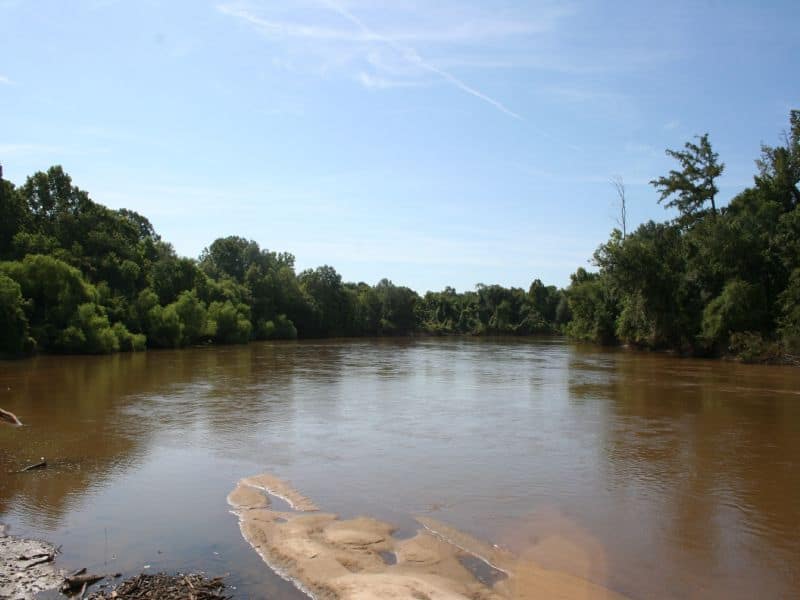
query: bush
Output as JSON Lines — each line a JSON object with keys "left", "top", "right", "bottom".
{"left": 145, "top": 304, "right": 183, "bottom": 348}
{"left": 701, "top": 279, "right": 766, "bottom": 351}
{"left": 257, "top": 314, "right": 297, "bottom": 340}
{"left": 777, "top": 269, "right": 800, "bottom": 354}
{"left": 112, "top": 322, "right": 146, "bottom": 351}
{"left": 565, "top": 270, "right": 618, "bottom": 344}
{"left": 729, "top": 332, "right": 784, "bottom": 363}
{"left": 207, "top": 301, "right": 251, "bottom": 344}
{"left": 616, "top": 292, "right": 655, "bottom": 346}
{"left": 172, "top": 290, "right": 207, "bottom": 345}
{"left": 1, "top": 254, "right": 96, "bottom": 349}
{"left": 0, "top": 273, "right": 34, "bottom": 356}
{"left": 54, "top": 302, "right": 119, "bottom": 354}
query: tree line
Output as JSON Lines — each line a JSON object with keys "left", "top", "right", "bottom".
{"left": 1, "top": 110, "right": 797, "bottom": 362}
{"left": 0, "top": 166, "right": 564, "bottom": 357}
{"left": 566, "top": 111, "right": 799, "bottom": 362}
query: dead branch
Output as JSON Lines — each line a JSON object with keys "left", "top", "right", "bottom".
{"left": 61, "top": 573, "right": 105, "bottom": 593}
{"left": 0, "top": 408, "right": 22, "bottom": 426}
{"left": 20, "top": 458, "right": 47, "bottom": 472}
{"left": 18, "top": 552, "right": 50, "bottom": 560}
{"left": 23, "top": 552, "right": 55, "bottom": 569}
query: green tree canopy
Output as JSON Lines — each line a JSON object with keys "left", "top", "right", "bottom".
{"left": 755, "top": 110, "right": 800, "bottom": 211}
{"left": 651, "top": 133, "right": 724, "bottom": 223}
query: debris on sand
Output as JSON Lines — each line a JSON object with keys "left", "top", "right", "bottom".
{"left": 0, "top": 528, "right": 64, "bottom": 599}
{"left": 85, "top": 572, "right": 231, "bottom": 599}
{"left": 1, "top": 525, "right": 231, "bottom": 600}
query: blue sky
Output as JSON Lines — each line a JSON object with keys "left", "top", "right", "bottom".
{"left": 1, "top": 0, "right": 797, "bottom": 292}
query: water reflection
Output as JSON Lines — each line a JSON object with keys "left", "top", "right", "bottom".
{"left": 1, "top": 353, "right": 155, "bottom": 530}
{"left": 570, "top": 350, "right": 800, "bottom": 598}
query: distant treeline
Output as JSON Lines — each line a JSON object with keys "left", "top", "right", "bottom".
{"left": 0, "top": 166, "right": 566, "bottom": 356}
{"left": 1, "top": 110, "right": 798, "bottom": 362}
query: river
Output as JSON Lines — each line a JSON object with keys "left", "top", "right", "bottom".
{"left": 1, "top": 338, "right": 798, "bottom": 598}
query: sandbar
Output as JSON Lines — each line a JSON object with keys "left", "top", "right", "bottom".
{"left": 229, "top": 474, "right": 628, "bottom": 600}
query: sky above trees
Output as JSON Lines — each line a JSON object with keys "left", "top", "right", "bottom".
{"left": 1, "top": 0, "right": 798, "bottom": 292}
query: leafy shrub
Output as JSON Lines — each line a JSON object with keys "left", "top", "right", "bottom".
{"left": 777, "top": 269, "right": 800, "bottom": 354}
{"left": 207, "top": 301, "right": 251, "bottom": 344}
{"left": 616, "top": 292, "right": 655, "bottom": 346}
{"left": 54, "top": 303, "right": 119, "bottom": 354}
{"left": 701, "top": 279, "right": 765, "bottom": 351}
{"left": 145, "top": 304, "right": 183, "bottom": 348}
{"left": 113, "top": 321, "right": 146, "bottom": 351}
{"left": 0, "top": 273, "right": 34, "bottom": 356}
{"left": 172, "top": 290, "right": 207, "bottom": 345}
{"left": 258, "top": 314, "right": 297, "bottom": 340}
{"left": 729, "top": 332, "right": 784, "bottom": 363}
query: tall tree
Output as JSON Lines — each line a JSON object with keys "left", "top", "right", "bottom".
{"left": 755, "top": 109, "right": 800, "bottom": 211}
{"left": 0, "top": 177, "right": 28, "bottom": 259}
{"left": 651, "top": 134, "right": 724, "bottom": 222}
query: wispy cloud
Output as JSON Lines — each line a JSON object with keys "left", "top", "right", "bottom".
{"left": 400, "top": 46, "right": 523, "bottom": 119}
{"left": 216, "top": 0, "right": 551, "bottom": 119}
{"left": 0, "top": 75, "right": 15, "bottom": 85}
{"left": 319, "top": 0, "right": 523, "bottom": 119}
{"left": 542, "top": 84, "right": 626, "bottom": 104}
{"left": 358, "top": 72, "right": 427, "bottom": 90}
{"left": 217, "top": 2, "right": 565, "bottom": 44}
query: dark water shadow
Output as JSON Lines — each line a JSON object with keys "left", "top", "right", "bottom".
{"left": 457, "top": 553, "right": 508, "bottom": 587}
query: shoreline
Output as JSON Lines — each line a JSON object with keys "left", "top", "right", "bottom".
{"left": 0, "top": 524, "right": 232, "bottom": 599}
{"left": 0, "top": 525, "right": 65, "bottom": 599}
{"left": 2, "top": 333, "right": 796, "bottom": 367}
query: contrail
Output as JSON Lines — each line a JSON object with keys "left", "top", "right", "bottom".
{"left": 318, "top": 0, "right": 523, "bottom": 120}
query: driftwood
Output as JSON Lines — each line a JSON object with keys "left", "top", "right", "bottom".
{"left": 18, "top": 551, "right": 51, "bottom": 561}
{"left": 19, "top": 458, "right": 47, "bottom": 472}
{"left": 61, "top": 573, "right": 105, "bottom": 593}
{"left": 20, "top": 550, "right": 55, "bottom": 571}
{"left": 85, "top": 573, "right": 230, "bottom": 599}
{"left": 0, "top": 408, "right": 22, "bottom": 426}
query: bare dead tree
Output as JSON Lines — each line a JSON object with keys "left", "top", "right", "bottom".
{"left": 611, "top": 175, "right": 627, "bottom": 239}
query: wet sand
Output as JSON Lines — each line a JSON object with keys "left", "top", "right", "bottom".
{"left": 229, "top": 474, "right": 627, "bottom": 600}
{"left": 0, "top": 526, "right": 64, "bottom": 599}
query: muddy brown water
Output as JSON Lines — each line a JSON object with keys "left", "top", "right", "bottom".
{"left": 0, "top": 338, "right": 798, "bottom": 599}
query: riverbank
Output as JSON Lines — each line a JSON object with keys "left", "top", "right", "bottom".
{"left": 5, "top": 333, "right": 798, "bottom": 368}
{"left": 0, "top": 524, "right": 232, "bottom": 599}
{"left": 0, "top": 525, "right": 65, "bottom": 598}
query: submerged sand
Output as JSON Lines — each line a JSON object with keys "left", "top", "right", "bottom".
{"left": 228, "top": 474, "right": 627, "bottom": 600}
